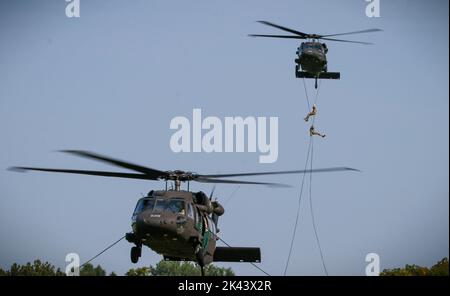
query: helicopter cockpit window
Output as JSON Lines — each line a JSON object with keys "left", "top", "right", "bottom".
{"left": 133, "top": 199, "right": 144, "bottom": 214}
{"left": 187, "top": 203, "right": 194, "bottom": 219}
{"left": 142, "top": 199, "right": 155, "bottom": 211}
{"left": 153, "top": 199, "right": 185, "bottom": 214}
{"left": 167, "top": 200, "right": 185, "bottom": 215}
{"left": 193, "top": 206, "right": 199, "bottom": 224}
{"left": 133, "top": 198, "right": 155, "bottom": 214}
{"left": 154, "top": 199, "right": 166, "bottom": 212}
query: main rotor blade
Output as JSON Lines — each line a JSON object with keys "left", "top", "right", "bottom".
{"left": 320, "top": 37, "right": 373, "bottom": 45}
{"left": 321, "top": 28, "right": 382, "bottom": 38}
{"left": 256, "top": 21, "right": 309, "bottom": 37}
{"left": 198, "top": 167, "right": 360, "bottom": 178}
{"left": 248, "top": 34, "right": 305, "bottom": 39}
{"left": 9, "top": 167, "right": 155, "bottom": 180}
{"left": 195, "top": 177, "right": 290, "bottom": 188}
{"left": 60, "top": 150, "right": 167, "bottom": 178}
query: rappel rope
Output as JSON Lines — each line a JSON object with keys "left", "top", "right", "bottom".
{"left": 284, "top": 78, "right": 328, "bottom": 275}
{"left": 308, "top": 136, "right": 329, "bottom": 275}
{"left": 309, "top": 80, "right": 329, "bottom": 276}
{"left": 302, "top": 77, "right": 312, "bottom": 111}
{"left": 283, "top": 135, "right": 312, "bottom": 275}
{"left": 283, "top": 78, "right": 315, "bottom": 275}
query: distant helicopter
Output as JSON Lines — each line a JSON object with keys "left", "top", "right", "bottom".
{"left": 249, "top": 21, "right": 382, "bottom": 88}
{"left": 10, "top": 150, "right": 359, "bottom": 275}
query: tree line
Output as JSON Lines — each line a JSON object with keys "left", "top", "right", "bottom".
{"left": 380, "top": 257, "right": 448, "bottom": 276}
{"left": 0, "top": 259, "right": 234, "bottom": 276}
{"left": 1, "top": 257, "right": 447, "bottom": 276}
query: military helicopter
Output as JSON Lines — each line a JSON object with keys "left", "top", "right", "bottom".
{"left": 10, "top": 150, "right": 359, "bottom": 275}
{"left": 249, "top": 21, "right": 382, "bottom": 88}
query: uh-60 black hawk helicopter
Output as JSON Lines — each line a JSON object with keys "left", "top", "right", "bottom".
{"left": 249, "top": 21, "right": 382, "bottom": 88}
{"left": 11, "top": 150, "right": 359, "bottom": 275}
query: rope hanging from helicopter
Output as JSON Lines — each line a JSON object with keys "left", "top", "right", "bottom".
{"left": 307, "top": 79, "right": 329, "bottom": 276}
{"left": 284, "top": 78, "right": 328, "bottom": 275}
{"left": 79, "top": 235, "right": 126, "bottom": 269}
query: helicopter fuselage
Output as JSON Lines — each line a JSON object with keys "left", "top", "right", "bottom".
{"left": 296, "top": 41, "right": 328, "bottom": 75}
{"left": 127, "top": 190, "right": 218, "bottom": 265}
{"left": 295, "top": 41, "right": 340, "bottom": 88}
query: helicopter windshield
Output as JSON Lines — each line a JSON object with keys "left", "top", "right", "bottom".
{"left": 154, "top": 199, "right": 185, "bottom": 215}
{"left": 303, "top": 43, "right": 323, "bottom": 52}
{"left": 133, "top": 198, "right": 155, "bottom": 214}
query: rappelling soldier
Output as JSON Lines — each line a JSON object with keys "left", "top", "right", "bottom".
{"left": 310, "top": 125, "right": 326, "bottom": 138}
{"left": 304, "top": 104, "right": 317, "bottom": 122}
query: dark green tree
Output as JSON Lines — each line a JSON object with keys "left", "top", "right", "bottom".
{"left": 430, "top": 257, "right": 449, "bottom": 276}
{"left": 126, "top": 260, "right": 234, "bottom": 276}
{"left": 381, "top": 257, "right": 449, "bottom": 276}
{"left": 203, "top": 264, "right": 235, "bottom": 276}
{"left": 126, "top": 267, "right": 151, "bottom": 276}
{"left": 0, "top": 260, "right": 116, "bottom": 276}
{"left": 1, "top": 260, "right": 65, "bottom": 276}
{"left": 149, "top": 261, "right": 199, "bottom": 276}
{"left": 79, "top": 263, "right": 107, "bottom": 276}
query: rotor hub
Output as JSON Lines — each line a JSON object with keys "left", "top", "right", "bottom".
{"left": 164, "top": 170, "right": 198, "bottom": 182}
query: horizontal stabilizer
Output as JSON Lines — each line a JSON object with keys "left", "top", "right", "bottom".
{"left": 213, "top": 247, "right": 261, "bottom": 263}
{"left": 296, "top": 71, "right": 340, "bottom": 80}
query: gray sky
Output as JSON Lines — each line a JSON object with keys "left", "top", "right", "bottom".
{"left": 0, "top": 0, "right": 448, "bottom": 276}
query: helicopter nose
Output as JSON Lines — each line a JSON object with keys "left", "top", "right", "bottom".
{"left": 136, "top": 212, "right": 160, "bottom": 232}
{"left": 135, "top": 211, "right": 176, "bottom": 235}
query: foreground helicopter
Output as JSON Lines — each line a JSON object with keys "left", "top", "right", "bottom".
{"left": 10, "top": 150, "right": 359, "bottom": 275}
{"left": 249, "top": 21, "right": 382, "bottom": 88}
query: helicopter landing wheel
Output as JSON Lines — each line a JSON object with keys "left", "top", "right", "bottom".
{"left": 131, "top": 246, "right": 141, "bottom": 264}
